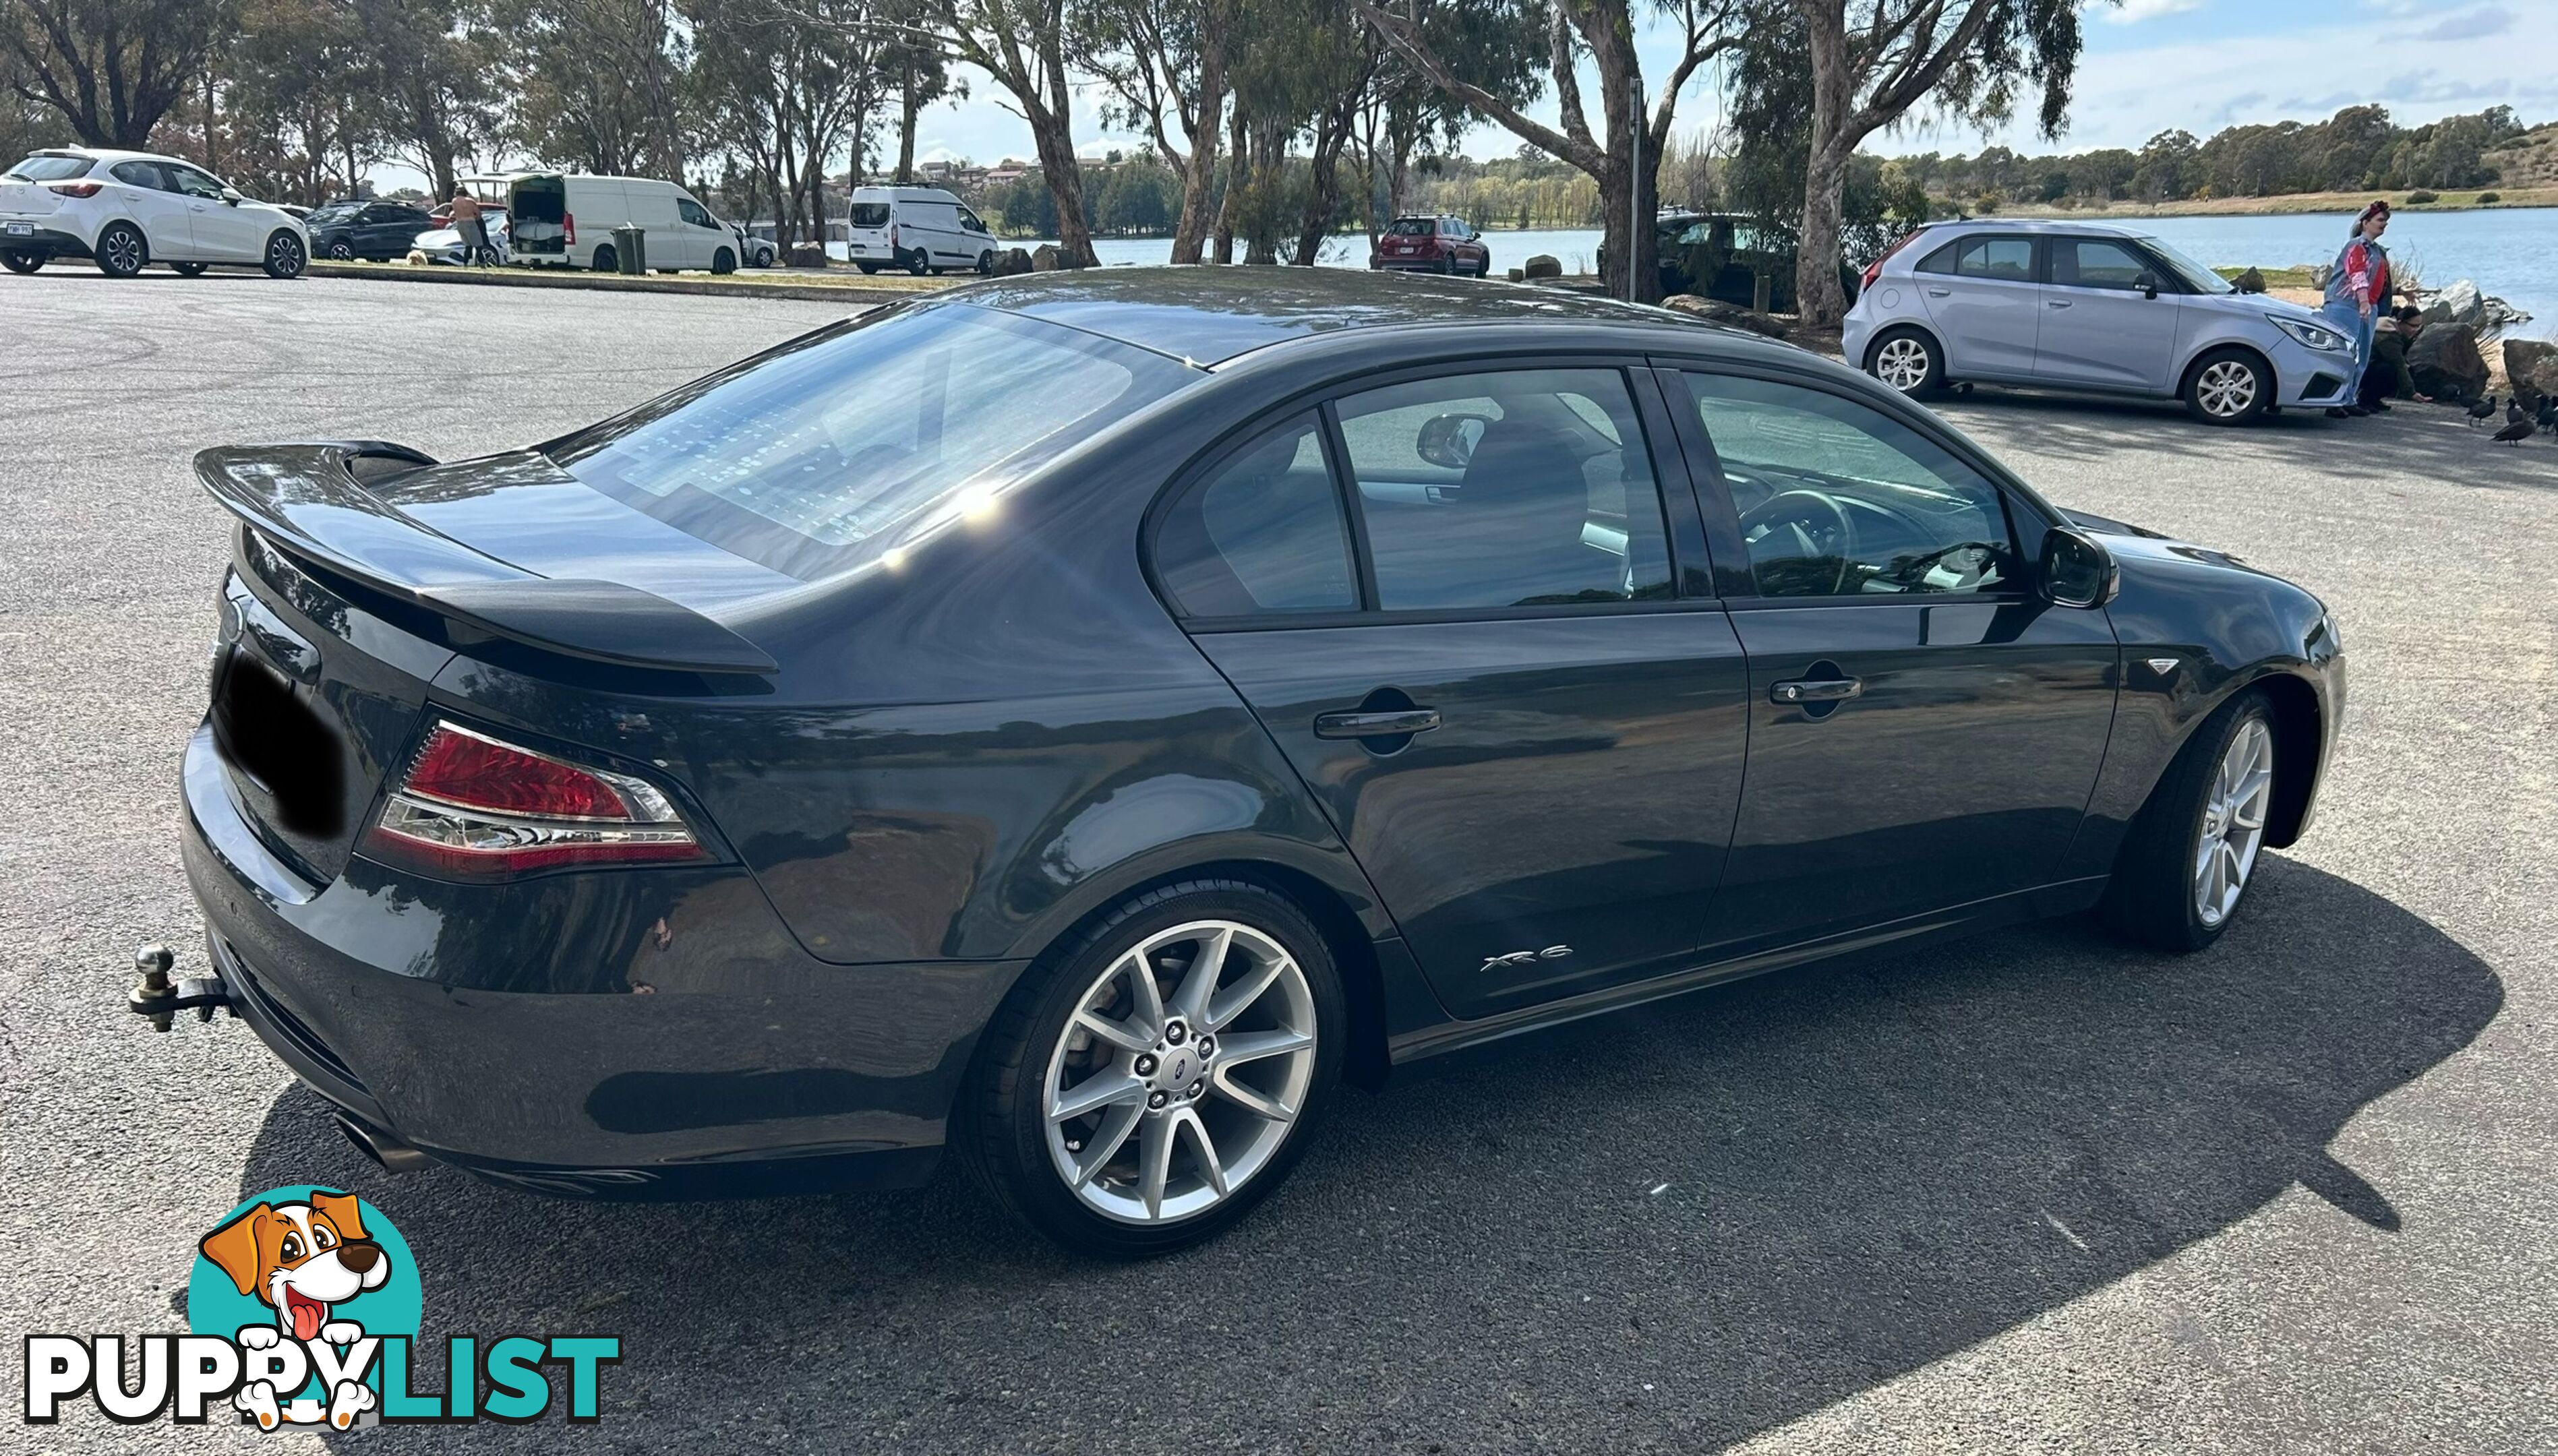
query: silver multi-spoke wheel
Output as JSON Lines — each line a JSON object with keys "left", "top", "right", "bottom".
{"left": 98, "top": 226, "right": 144, "bottom": 276}
{"left": 2193, "top": 718, "right": 2273, "bottom": 927}
{"left": 1874, "top": 336, "right": 1933, "bottom": 391}
{"left": 2195, "top": 359, "right": 2258, "bottom": 419}
{"left": 1042, "top": 919, "right": 1317, "bottom": 1225}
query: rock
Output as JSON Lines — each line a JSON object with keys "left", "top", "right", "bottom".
{"left": 2408, "top": 322, "right": 2488, "bottom": 402}
{"left": 1660, "top": 294, "right": 1791, "bottom": 339}
{"left": 2234, "top": 267, "right": 2267, "bottom": 294}
{"left": 2416, "top": 297, "right": 2453, "bottom": 326}
{"left": 1521, "top": 253, "right": 1561, "bottom": 280}
{"left": 2308, "top": 263, "right": 2332, "bottom": 288}
{"left": 991, "top": 247, "right": 1033, "bottom": 276}
{"left": 1506, "top": 267, "right": 1525, "bottom": 282}
{"left": 1030, "top": 243, "right": 1065, "bottom": 271}
{"left": 785, "top": 243, "right": 829, "bottom": 268}
{"left": 2438, "top": 279, "right": 2484, "bottom": 325}
{"left": 2480, "top": 295, "right": 2533, "bottom": 332}
{"left": 2507, "top": 339, "right": 2558, "bottom": 408}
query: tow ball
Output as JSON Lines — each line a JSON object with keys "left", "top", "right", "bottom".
{"left": 126, "top": 944, "right": 234, "bottom": 1031}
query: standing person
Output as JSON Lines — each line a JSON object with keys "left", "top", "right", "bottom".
{"left": 2321, "top": 201, "right": 2391, "bottom": 418}
{"left": 448, "top": 185, "right": 490, "bottom": 268}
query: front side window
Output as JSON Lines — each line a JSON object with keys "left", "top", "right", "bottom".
{"left": 1684, "top": 373, "right": 2017, "bottom": 599}
{"left": 2050, "top": 237, "right": 2152, "bottom": 291}
{"left": 549, "top": 303, "right": 1191, "bottom": 578}
{"left": 678, "top": 198, "right": 716, "bottom": 228}
{"left": 165, "top": 164, "right": 227, "bottom": 199}
{"left": 1153, "top": 415, "right": 1357, "bottom": 617}
{"left": 7, "top": 153, "right": 95, "bottom": 182}
{"left": 1951, "top": 237, "right": 2034, "bottom": 282}
{"left": 1335, "top": 369, "right": 1674, "bottom": 611}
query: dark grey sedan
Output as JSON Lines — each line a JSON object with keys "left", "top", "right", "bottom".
{"left": 156, "top": 270, "right": 2343, "bottom": 1255}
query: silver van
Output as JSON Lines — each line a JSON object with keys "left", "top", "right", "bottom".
{"left": 1843, "top": 220, "right": 2358, "bottom": 425}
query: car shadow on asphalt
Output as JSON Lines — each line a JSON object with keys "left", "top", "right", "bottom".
{"left": 247, "top": 859, "right": 2498, "bottom": 1450}
{"left": 1936, "top": 389, "right": 2558, "bottom": 493}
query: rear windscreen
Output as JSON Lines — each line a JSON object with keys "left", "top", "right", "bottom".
{"left": 6, "top": 154, "right": 94, "bottom": 182}
{"left": 546, "top": 303, "right": 1191, "bottom": 578}
{"left": 1386, "top": 218, "right": 1434, "bottom": 235}
{"left": 849, "top": 203, "right": 891, "bottom": 228}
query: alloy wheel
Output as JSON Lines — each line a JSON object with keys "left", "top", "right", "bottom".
{"left": 1041, "top": 919, "right": 1317, "bottom": 1225}
{"left": 266, "top": 233, "right": 305, "bottom": 278}
{"left": 2195, "top": 359, "right": 2258, "bottom": 419}
{"left": 100, "top": 227, "right": 144, "bottom": 276}
{"left": 1875, "top": 336, "right": 1932, "bottom": 391}
{"left": 2193, "top": 718, "right": 2273, "bottom": 927}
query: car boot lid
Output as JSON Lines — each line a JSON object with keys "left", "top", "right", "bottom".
{"left": 195, "top": 441, "right": 779, "bottom": 674}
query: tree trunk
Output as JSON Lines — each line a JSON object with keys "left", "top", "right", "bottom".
{"left": 1793, "top": 0, "right": 1853, "bottom": 328}
{"left": 1211, "top": 105, "right": 1247, "bottom": 264}
{"left": 1023, "top": 104, "right": 1094, "bottom": 266}
{"left": 1292, "top": 107, "right": 1356, "bottom": 266}
{"left": 1169, "top": 54, "right": 1225, "bottom": 264}
{"left": 895, "top": 61, "right": 918, "bottom": 183}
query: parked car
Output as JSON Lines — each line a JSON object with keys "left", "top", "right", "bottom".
{"left": 305, "top": 199, "right": 435, "bottom": 260}
{"left": 1370, "top": 214, "right": 1493, "bottom": 277}
{"left": 1, "top": 147, "right": 307, "bottom": 278}
{"left": 733, "top": 223, "right": 777, "bottom": 268}
{"left": 496, "top": 171, "right": 745, "bottom": 273}
{"left": 843, "top": 185, "right": 998, "bottom": 274}
{"left": 1844, "top": 220, "right": 2359, "bottom": 425}
{"left": 414, "top": 206, "right": 510, "bottom": 266}
{"left": 1594, "top": 210, "right": 1852, "bottom": 309}
{"left": 165, "top": 269, "right": 2341, "bottom": 1258}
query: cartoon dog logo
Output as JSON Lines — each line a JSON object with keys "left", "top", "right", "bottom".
{"left": 198, "top": 1190, "right": 388, "bottom": 1429}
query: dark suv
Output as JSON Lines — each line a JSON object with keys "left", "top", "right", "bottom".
{"left": 1371, "top": 215, "right": 1492, "bottom": 277}
{"left": 305, "top": 200, "right": 433, "bottom": 260}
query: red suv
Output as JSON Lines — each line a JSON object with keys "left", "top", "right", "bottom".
{"left": 1371, "top": 215, "right": 1492, "bottom": 277}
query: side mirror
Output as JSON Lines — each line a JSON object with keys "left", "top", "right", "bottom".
{"left": 221, "top": 187, "right": 243, "bottom": 206}
{"left": 2041, "top": 526, "right": 2119, "bottom": 609}
{"left": 2135, "top": 270, "right": 2160, "bottom": 299}
{"left": 1415, "top": 413, "right": 1491, "bottom": 471}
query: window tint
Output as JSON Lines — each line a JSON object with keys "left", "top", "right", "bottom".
{"left": 110, "top": 160, "right": 169, "bottom": 190}
{"left": 1154, "top": 415, "right": 1357, "bottom": 617}
{"left": 678, "top": 198, "right": 716, "bottom": 227}
{"left": 1335, "top": 369, "right": 1674, "bottom": 611}
{"left": 1684, "top": 373, "right": 2017, "bottom": 599}
{"left": 7, "top": 154, "right": 95, "bottom": 182}
{"left": 1915, "top": 240, "right": 1959, "bottom": 274}
{"left": 1951, "top": 237, "right": 2033, "bottom": 282}
{"left": 1385, "top": 218, "right": 1433, "bottom": 236}
{"left": 2050, "top": 237, "right": 2152, "bottom": 290}
{"left": 550, "top": 303, "right": 1189, "bottom": 578}
{"left": 849, "top": 202, "right": 891, "bottom": 228}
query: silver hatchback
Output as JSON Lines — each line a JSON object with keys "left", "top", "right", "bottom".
{"left": 1842, "top": 220, "right": 2358, "bottom": 426}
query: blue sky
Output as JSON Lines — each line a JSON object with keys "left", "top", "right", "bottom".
{"left": 907, "top": 0, "right": 2558, "bottom": 167}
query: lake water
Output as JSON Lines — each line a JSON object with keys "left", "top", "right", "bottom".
{"left": 835, "top": 206, "right": 2556, "bottom": 334}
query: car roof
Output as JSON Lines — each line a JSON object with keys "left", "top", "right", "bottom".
{"left": 953, "top": 267, "right": 1724, "bottom": 367}
{"left": 30, "top": 146, "right": 189, "bottom": 167}
{"left": 1922, "top": 217, "right": 2153, "bottom": 239}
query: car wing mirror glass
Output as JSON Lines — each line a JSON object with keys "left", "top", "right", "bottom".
{"left": 2041, "top": 526, "right": 2119, "bottom": 608}
{"left": 1415, "top": 413, "right": 1491, "bottom": 471}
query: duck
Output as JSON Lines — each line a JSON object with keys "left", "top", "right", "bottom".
{"left": 2468, "top": 394, "right": 2499, "bottom": 426}
{"left": 2491, "top": 417, "right": 2534, "bottom": 444}
{"left": 2540, "top": 400, "right": 2558, "bottom": 436}
{"left": 2509, "top": 397, "right": 2531, "bottom": 426}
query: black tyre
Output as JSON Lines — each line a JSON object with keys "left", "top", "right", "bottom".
{"left": 2101, "top": 692, "right": 2278, "bottom": 954}
{"left": 976, "top": 249, "right": 994, "bottom": 275}
{"left": 591, "top": 243, "right": 617, "bottom": 273}
{"left": 2184, "top": 346, "right": 2269, "bottom": 426}
{"left": 262, "top": 231, "right": 305, "bottom": 279}
{"left": 93, "top": 222, "right": 146, "bottom": 278}
{"left": 1477, "top": 251, "right": 1493, "bottom": 278}
{"left": 960, "top": 879, "right": 1345, "bottom": 1257}
{"left": 171, "top": 262, "right": 210, "bottom": 276}
{"left": 0, "top": 250, "right": 39, "bottom": 274}
{"left": 326, "top": 239, "right": 355, "bottom": 260}
{"left": 711, "top": 247, "right": 736, "bottom": 275}
{"left": 1867, "top": 325, "right": 1946, "bottom": 394}
{"left": 856, "top": 262, "right": 880, "bottom": 275}
{"left": 905, "top": 247, "right": 931, "bottom": 276}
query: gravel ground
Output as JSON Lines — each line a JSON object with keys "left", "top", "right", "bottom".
{"left": 2, "top": 271, "right": 2553, "bottom": 1453}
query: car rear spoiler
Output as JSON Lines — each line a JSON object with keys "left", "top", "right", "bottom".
{"left": 194, "top": 442, "right": 779, "bottom": 675}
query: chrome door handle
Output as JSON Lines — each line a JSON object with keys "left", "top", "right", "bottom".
{"left": 1771, "top": 677, "right": 1863, "bottom": 704}
{"left": 2046, "top": 299, "right": 2072, "bottom": 308}
{"left": 1314, "top": 708, "right": 1441, "bottom": 739}
{"left": 1925, "top": 286, "right": 1951, "bottom": 297}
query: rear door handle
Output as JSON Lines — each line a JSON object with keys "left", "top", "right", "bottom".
{"left": 1925, "top": 286, "right": 1951, "bottom": 297}
{"left": 1314, "top": 708, "right": 1441, "bottom": 739}
{"left": 1771, "top": 677, "right": 1862, "bottom": 704}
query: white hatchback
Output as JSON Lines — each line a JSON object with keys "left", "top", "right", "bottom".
{"left": 1, "top": 147, "right": 309, "bottom": 280}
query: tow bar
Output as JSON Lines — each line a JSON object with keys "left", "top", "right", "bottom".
{"left": 126, "top": 944, "right": 234, "bottom": 1031}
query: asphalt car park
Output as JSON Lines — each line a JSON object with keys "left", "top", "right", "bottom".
{"left": 3, "top": 272, "right": 2552, "bottom": 1452}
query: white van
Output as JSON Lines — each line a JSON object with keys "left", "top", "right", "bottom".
{"left": 498, "top": 172, "right": 745, "bottom": 273}
{"left": 844, "top": 185, "right": 998, "bottom": 275}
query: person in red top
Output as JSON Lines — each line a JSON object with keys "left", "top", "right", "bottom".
{"left": 2320, "top": 202, "right": 2393, "bottom": 417}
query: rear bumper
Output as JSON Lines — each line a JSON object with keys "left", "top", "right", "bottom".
{"left": 1372, "top": 257, "right": 1448, "bottom": 272}
{"left": 178, "top": 723, "right": 1028, "bottom": 1199}
{"left": 0, "top": 225, "right": 90, "bottom": 258}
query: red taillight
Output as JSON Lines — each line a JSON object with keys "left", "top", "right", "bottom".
{"left": 563, "top": 212, "right": 575, "bottom": 245}
{"left": 47, "top": 179, "right": 102, "bottom": 198}
{"left": 364, "top": 721, "right": 704, "bottom": 876}
{"left": 1861, "top": 229, "right": 1925, "bottom": 293}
